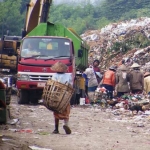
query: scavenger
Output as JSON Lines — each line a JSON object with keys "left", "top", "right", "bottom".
{"left": 50, "top": 61, "right": 73, "bottom": 134}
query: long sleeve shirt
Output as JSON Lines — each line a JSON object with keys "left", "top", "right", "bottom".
{"left": 129, "top": 70, "right": 144, "bottom": 91}
{"left": 102, "top": 70, "right": 115, "bottom": 87}
{"left": 144, "top": 76, "right": 150, "bottom": 94}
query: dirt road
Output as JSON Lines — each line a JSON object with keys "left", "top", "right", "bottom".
{"left": 0, "top": 95, "right": 150, "bottom": 150}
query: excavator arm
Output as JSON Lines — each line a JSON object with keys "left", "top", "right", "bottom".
{"left": 23, "top": 0, "right": 52, "bottom": 36}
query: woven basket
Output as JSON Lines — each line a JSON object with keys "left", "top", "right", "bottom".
{"left": 42, "top": 79, "right": 74, "bottom": 113}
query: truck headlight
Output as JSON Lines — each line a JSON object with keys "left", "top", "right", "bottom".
{"left": 17, "top": 74, "right": 29, "bottom": 81}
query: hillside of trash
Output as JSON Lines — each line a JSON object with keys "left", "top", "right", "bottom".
{"left": 81, "top": 17, "right": 150, "bottom": 71}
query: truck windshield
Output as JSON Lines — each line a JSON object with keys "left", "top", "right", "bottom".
{"left": 20, "top": 37, "right": 71, "bottom": 58}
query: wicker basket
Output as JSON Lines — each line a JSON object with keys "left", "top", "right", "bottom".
{"left": 42, "top": 79, "right": 74, "bottom": 113}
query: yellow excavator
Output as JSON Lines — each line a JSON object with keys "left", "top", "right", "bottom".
{"left": 0, "top": 35, "right": 21, "bottom": 72}
{"left": 23, "top": 0, "right": 52, "bottom": 36}
{"left": 0, "top": 0, "right": 51, "bottom": 73}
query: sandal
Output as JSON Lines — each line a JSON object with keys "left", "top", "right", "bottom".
{"left": 52, "top": 130, "right": 59, "bottom": 134}
{"left": 63, "top": 125, "right": 71, "bottom": 134}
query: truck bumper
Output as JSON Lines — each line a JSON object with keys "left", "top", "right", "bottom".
{"left": 17, "top": 81, "right": 46, "bottom": 89}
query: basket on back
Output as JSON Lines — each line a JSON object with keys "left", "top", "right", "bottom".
{"left": 42, "top": 79, "right": 74, "bottom": 113}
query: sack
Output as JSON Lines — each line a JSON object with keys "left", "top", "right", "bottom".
{"left": 85, "top": 97, "right": 90, "bottom": 104}
{"left": 84, "top": 93, "right": 90, "bottom": 104}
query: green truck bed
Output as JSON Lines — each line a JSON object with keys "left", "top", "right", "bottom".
{"left": 27, "top": 22, "right": 89, "bottom": 68}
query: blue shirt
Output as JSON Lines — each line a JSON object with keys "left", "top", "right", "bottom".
{"left": 82, "top": 73, "right": 88, "bottom": 86}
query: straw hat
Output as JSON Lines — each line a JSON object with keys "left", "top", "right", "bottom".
{"left": 51, "top": 61, "right": 68, "bottom": 72}
{"left": 109, "top": 66, "right": 117, "bottom": 71}
{"left": 130, "top": 63, "right": 140, "bottom": 68}
{"left": 144, "top": 72, "right": 150, "bottom": 77}
{"left": 119, "top": 65, "right": 127, "bottom": 71}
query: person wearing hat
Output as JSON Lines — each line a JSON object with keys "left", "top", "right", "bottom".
{"left": 128, "top": 63, "right": 144, "bottom": 94}
{"left": 115, "top": 64, "right": 130, "bottom": 97}
{"left": 144, "top": 72, "right": 150, "bottom": 95}
{"left": 50, "top": 61, "right": 73, "bottom": 134}
{"left": 100, "top": 66, "right": 116, "bottom": 99}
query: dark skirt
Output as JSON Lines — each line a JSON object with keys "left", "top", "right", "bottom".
{"left": 54, "top": 104, "right": 70, "bottom": 120}
{"left": 88, "top": 86, "right": 97, "bottom": 92}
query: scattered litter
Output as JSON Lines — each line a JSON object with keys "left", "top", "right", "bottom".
{"left": 8, "top": 128, "right": 18, "bottom": 132}
{"left": 37, "top": 132, "right": 50, "bottom": 135}
{"left": 137, "top": 123, "right": 145, "bottom": 127}
{"left": 29, "top": 146, "right": 52, "bottom": 150}
{"left": 38, "top": 99, "right": 44, "bottom": 103}
{"left": 2, "top": 137, "right": 12, "bottom": 142}
{"left": 39, "top": 105, "right": 46, "bottom": 109}
{"left": 8, "top": 128, "right": 33, "bottom": 133}
{"left": 17, "top": 129, "right": 33, "bottom": 133}
{"left": 144, "top": 111, "right": 150, "bottom": 115}
{"left": 7, "top": 118, "right": 19, "bottom": 125}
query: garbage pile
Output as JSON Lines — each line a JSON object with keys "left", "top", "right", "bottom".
{"left": 81, "top": 17, "right": 150, "bottom": 69}
{"left": 91, "top": 87, "right": 150, "bottom": 115}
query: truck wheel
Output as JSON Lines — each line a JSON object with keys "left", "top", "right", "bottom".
{"left": 18, "top": 90, "right": 29, "bottom": 104}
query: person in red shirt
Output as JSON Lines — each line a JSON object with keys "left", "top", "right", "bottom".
{"left": 101, "top": 66, "right": 116, "bottom": 99}
{"left": 92, "top": 60, "right": 102, "bottom": 84}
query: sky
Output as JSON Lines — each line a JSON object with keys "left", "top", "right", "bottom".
{"left": 54, "top": 0, "right": 104, "bottom": 5}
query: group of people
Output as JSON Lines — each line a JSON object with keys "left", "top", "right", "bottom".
{"left": 83, "top": 59, "right": 150, "bottom": 101}
{"left": 45, "top": 59, "right": 150, "bottom": 135}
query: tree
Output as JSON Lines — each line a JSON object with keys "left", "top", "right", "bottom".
{"left": 0, "top": 0, "right": 24, "bottom": 36}
{"left": 1, "top": 0, "right": 150, "bottom": 36}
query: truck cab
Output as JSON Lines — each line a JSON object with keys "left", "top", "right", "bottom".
{"left": 17, "top": 36, "right": 76, "bottom": 104}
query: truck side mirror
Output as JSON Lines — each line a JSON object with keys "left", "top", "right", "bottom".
{"left": 17, "top": 49, "right": 20, "bottom": 55}
{"left": 78, "top": 49, "right": 83, "bottom": 58}
{"left": 17, "top": 49, "right": 21, "bottom": 61}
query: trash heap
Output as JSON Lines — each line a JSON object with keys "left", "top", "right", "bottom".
{"left": 81, "top": 17, "right": 150, "bottom": 69}
{"left": 91, "top": 87, "right": 150, "bottom": 116}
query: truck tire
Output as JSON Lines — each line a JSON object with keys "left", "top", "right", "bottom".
{"left": 18, "top": 90, "right": 29, "bottom": 104}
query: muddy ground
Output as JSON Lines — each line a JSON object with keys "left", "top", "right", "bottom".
{"left": 0, "top": 95, "right": 150, "bottom": 150}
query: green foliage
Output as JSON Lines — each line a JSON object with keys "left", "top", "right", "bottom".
{"left": 96, "top": 17, "right": 111, "bottom": 29}
{"left": 100, "top": 0, "right": 150, "bottom": 21}
{"left": 0, "top": 0, "right": 24, "bottom": 36}
{"left": 50, "top": 0, "right": 150, "bottom": 34}
{"left": 1, "top": 0, "right": 150, "bottom": 36}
